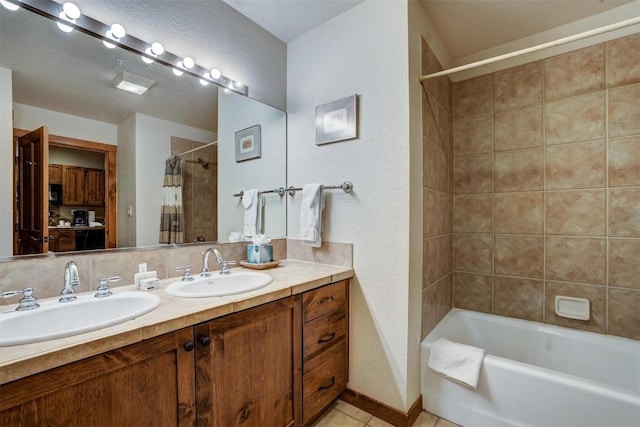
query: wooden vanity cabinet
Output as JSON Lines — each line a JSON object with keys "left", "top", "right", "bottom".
{"left": 301, "top": 280, "right": 349, "bottom": 425}
{"left": 49, "top": 228, "right": 75, "bottom": 252}
{"left": 0, "top": 328, "right": 196, "bottom": 427}
{"left": 195, "top": 296, "right": 302, "bottom": 427}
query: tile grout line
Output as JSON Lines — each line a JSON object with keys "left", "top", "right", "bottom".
{"left": 542, "top": 58, "right": 547, "bottom": 325}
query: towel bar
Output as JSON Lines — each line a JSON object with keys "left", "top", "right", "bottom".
{"left": 286, "top": 181, "right": 353, "bottom": 197}
{"left": 233, "top": 187, "right": 286, "bottom": 198}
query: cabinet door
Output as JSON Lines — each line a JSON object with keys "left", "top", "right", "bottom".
{"left": 48, "top": 164, "right": 62, "bottom": 184}
{"left": 0, "top": 328, "right": 196, "bottom": 427}
{"left": 48, "top": 229, "right": 59, "bottom": 252}
{"left": 62, "top": 166, "right": 85, "bottom": 205}
{"left": 85, "top": 169, "right": 105, "bottom": 206}
{"left": 195, "top": 296, "right": 302, "bottom": 427}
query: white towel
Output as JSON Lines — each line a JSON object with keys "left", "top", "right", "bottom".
{"left": 242, "top": 189, "right": 262, "bottom": 238}
{"left": 427, "top": 338, "right": 485, "bottom": 389}
{"left": 299, "top": 183, "right": 324, "bottom": 248}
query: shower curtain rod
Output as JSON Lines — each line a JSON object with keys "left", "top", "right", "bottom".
{"left": 419, "top": 16, "right": 640, "bottom": 82}
{"left": 175, "top": 141, "right": 218, "bottom": 157}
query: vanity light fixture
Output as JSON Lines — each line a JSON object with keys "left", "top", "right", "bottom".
{"left": 103, "top": 23, "right": 126, "bottom": 49}
{"left": 173, "top": 56, "right": 194, "bottom": 76}
{"left": 142, "top": 41, "right": 164, "bottom": 64}
{"left": 209, "top": 68, "right": 221, "bottom": 80}
{"left": 56, "top": 2, "right": 81, "bottom": 33}
{"left": 111, "top": 71, "right": 156, "bottom": 95}
{"left": 0, "top": 0, "right": 19, "bottom": 11}
{"left": 199, "top": 75, "right": 210, "bottom": 86}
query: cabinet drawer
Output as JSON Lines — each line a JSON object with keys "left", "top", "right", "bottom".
{"left": 303, "top": 307, "right": 347, "bottom": 361}
{"left": 303, "top": 340, "right": 347, "bottom": 424}
{"left": 303, "top": 280, "right": 347, "bottom": 323}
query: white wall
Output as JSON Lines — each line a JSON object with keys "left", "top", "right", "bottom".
{"left": 134, "top": 114, "right": 216, "bottom": 247}
{"left": 287, "top": 0, "right": 416, "bottom": 412}
{"left": 117, "top": 114, "right": 137, "bottom": 248}
{"left": 218, "top": 91, "right": 287, "bottom": 241}
{"left": 0, "top": 68, "right": 13, "bottom": 257}
{"left": 12, "top": 104, "right": 117, "bottom": 145}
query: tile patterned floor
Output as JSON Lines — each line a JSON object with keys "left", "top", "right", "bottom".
{"left": 311, "top": 400, "right": 460, "bottom": 427}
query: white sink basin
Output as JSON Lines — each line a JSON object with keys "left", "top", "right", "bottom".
{"left": 165, "top": 271, "right": 272, "bottom": 298}
{"left": 0, "top": 292, "right": 161, "bottom": 347}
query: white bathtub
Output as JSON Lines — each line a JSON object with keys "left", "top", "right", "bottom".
{"left": 420, "top": 308, "right": 640, "bottom": 427}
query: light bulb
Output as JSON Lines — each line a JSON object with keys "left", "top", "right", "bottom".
{"left": 210, "top": 68, "right": 221, "bottom": 80}
{"left": 57, "top": 13, "right": 74, "bottom": 33}
{"left": 173, "top": 68, "right": 184, "bottom": 77}
{"left": 151, "top": 42, "right": 164, "bottom": 56}
{"left": 62, "top": 2, "right": 80, "bottom": 19}
{"left": 0, "top": 0, "right": 20, "bottom": 11}
{"left": 199, "top": 78, "right": 210, "bottom": 86}
{"left": 141, "top": 52, "right": 154, "bottom": 64}
{"left": 182, "top": 57, "right": 195, "bottom": 69}
{"left": 234, "top": 81, "right": 244, "bottom": 89}
{"left": 110, "top": 23, "right": 126, "bottom": 39}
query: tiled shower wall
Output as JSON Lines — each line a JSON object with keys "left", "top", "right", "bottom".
{"left": 171, "top": 137, "right": 218, "bottom": 243}
{"left": 450, "top": 33, "right": 639, "bottom": 340}
{"left": 421, "top": 38, "right": 454, "bottom": 338}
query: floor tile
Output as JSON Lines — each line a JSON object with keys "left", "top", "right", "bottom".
{"left": 312, "top": 408, "right": 365, "bottom": 427}
{"left": 334, "top": 400, "right": 374, "bottom": 424}
{"left": 367, "top": 416, "right": 395, "bottom": 427}
{"left": 414, "top": 411, "right": 439, "bottom": 427}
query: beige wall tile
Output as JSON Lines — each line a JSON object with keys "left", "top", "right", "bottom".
{"left": 494, "top": 61, "right": 543, "bottom": 111}
{"left": 545, "top": 140, "right": 606, "bottom": 190}
{"left": 424, "top": 140, "right": 450, "bottom": 193}
{"left": 494, "top": 276, "right": 543, "bottom": 322}
{"left": 453, "top": 75, "right": 493, "bottom": 118}
{"left": 609, "top": 136, "right": 640, "bottom": 187}
{"left": 609, "top": 188, "right": 640, "bottom": 237}
{"left": 494, "top": 235, "right": 544, "bottom": 278}
{"left": 423, "top": 90, "right": 438, "bottom": 143}
{"left": 423, "top": 235, "right": 452, "bottom": 287}
{"left": 608, "top": 84, "right": 640, "bottom": 138}
{"left": 494, "top": 148, "right": 543, "bottom": 192}
{"left": 544, "top": 44, "right": 605, "bottom": 100}
{"left": 453, "top": 153, "right": 493, "bottom": 194}
{"left": 453, "top": 272, "right": 492, "bottom": 313}
{"left": 545, "top": 91, "right": 605, "bottom": 145}
{"left": 545, "top": 190, "right": 606, "bottom": 236}
{"left": 453, "top": 233, "right": 492, "bottom": 273}
{"left": 546, "top": 237, "right": 606, "bottom": 284}
{"left": 453, "top": 194, "right": 493, "bottom": 233}
{"left": 609, "top": 238, "right": 640, "bottom": 289}
{"left": 494, "top": 104, "right": 543, "bottom": 151}
{"left": 545, "top": 281, "right": 606, "bottom": 333}
{"left": 453, "top": 114, "right": 493, "bottom": 155}
{"left": 424, "top": 189, "right": 452, "bottom": 237}
{"left": 422, "top": 274, "right": 453, "bottom": 338}
{"left": 608, "top": 288, "right": 640, "bottom": 340}
{"left": 606, "top": 33, "right": 640, "bottom": 88}
{"left": 494, "top": 192, "right": 543, "bottom": 234}
{"left": 92, "top": 249, "right": 167, "bottom": 287}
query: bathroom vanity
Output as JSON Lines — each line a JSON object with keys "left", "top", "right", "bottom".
{"left": 0, "top": 261, "right": 351, "bottom": 427}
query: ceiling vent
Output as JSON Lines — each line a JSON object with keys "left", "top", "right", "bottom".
{"left": 110, "top": 71, "right": 156, "bottom": 95}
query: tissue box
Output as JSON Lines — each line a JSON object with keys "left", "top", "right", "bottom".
{"left": 247, "top": 244, "right": 273, "bottom": 264}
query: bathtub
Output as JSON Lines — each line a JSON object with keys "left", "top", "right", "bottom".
{"left": 420, "top": 309, "right": 640, "bottom": 427}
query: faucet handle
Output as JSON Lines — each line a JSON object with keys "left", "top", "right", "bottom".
{"left": 95, "top": 276, "right": 120, "bottom": 298}
{"left": 1, "top": 287, "right": 40, "bottom": 311}
{"left": 176, "top": 266, "right": 194, "bottom": 281}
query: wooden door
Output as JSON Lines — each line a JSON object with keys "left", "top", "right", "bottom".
{"left": 63, "top": 165, "right": 85, "bottom": 205}
{"left": 16, "top": 127, "right": 49, "bottom": 255}
{"left": 85, "top": 168, "right": 105, "bottom": 206}
{"left": 48, "top": 164, "right": 62, "bottom": 184}
{"left": 195, "top": 297, "right": 302, "bottom": 427}
{"left": 0, "top": 328, "right": 196, "bottom": 427}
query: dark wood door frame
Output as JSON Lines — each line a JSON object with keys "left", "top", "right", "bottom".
{"left": 13, "top": 128, "right": 118, "bottom": 250}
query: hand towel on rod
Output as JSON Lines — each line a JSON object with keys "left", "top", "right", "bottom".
{"left": 242, "top": 189, "right": 263, "bottom": 238}
{"left": 299, "top": 183, "right": 324, "bottom": 248}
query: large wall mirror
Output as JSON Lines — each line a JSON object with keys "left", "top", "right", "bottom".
{"left": 0, "top": 2, "right": 287, "bottom": 258}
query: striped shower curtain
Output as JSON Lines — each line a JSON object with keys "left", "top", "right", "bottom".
{"left": 159, "top": 156, "right": 185, "bottom": 244}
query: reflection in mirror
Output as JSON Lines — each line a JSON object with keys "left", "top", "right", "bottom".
{"left": 0, "top": 3, "right": 286, "bottom": 258}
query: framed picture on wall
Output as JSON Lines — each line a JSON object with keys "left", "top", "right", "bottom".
{"left": 316, "top": 94, "right": 358, "bottom": 145}
{"left": 235, "top": 124, "right": 262, "bottom": 162}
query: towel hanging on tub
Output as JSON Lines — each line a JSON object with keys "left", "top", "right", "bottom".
{"left": 299, "top": 183, "right": 324, "bottom": 248}
{"left": 159, "top": 156, "right": 185, "bottom": 244}
{"left": 427, "top": 338, "right": 485, "bottom": 389}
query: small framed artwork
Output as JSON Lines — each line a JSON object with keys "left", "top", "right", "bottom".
{"left": 316, "top": 94, "right": 358, "bottom": 145}
{"left": 235, "top": 124, "right": 262, "bottom": 162}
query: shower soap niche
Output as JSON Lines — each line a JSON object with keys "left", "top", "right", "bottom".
{"left": 555, "top": 295, "right": 590, "bottom": 321}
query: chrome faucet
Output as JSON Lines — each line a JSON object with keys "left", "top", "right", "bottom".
{"left": 200, "top": 248, "right": 215, "bottom": 277}
{"left": 213, "top": 248, "right": 236, "bottom": 275}
{"left": 60, "top": 260, "right": 80, "bottom": 302}
{"left": 1, "top": 287, "right": 40, "bottom": 311}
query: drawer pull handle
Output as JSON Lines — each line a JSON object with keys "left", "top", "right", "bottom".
{"left": 317, "top": 332, "right": 336, "bottom": 344}
{"left": 317, "top": 376, "right": 335, "bottom": 391}
{"left": 318, "top": 296, "right": 334, "bottom": 304}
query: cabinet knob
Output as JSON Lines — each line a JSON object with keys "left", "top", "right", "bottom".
{"left": 183, "top": 341, "right": 195, "bottom": 352}
{"left": 198, "top": 335, "right": 212, "bottom": 347}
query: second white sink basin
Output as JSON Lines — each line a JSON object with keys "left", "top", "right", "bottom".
{"left": 0, "top": 292, "right": 161, "bottom": 347}
{"left": 165, "top": 271, "right": 272, "bottom": 298}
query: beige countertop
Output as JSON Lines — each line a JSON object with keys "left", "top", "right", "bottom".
{"left": 48, "top": 226, "right": 105, "bottom": 230}
{"left": 0, "top": 260, "right": 353, "bottom": 385}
